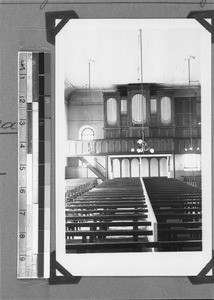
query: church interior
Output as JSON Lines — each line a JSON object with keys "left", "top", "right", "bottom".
{"left": 58, "top": 22, "right": 205, "bottom": 254}
{"left": 64, "top": 82, "right": 202, "bottom": 253}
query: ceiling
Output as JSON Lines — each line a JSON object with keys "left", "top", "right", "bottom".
{"left": 60, "top": 19, "right": 205, "bottom": 90}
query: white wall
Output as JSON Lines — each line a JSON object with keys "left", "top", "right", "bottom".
{"left": 68, "top": 90, "right": 104, "bottom": 140}
{"left": 174, "top": 154, "right": 201, "bottom": 179}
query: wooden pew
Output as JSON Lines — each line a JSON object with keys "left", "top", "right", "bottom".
{"left": 66, "top": 214, "right": 148, "bottom": 221}
{"left": 158, "top": 222, "right": 202, "bottom": 228}
{"left": 66, "top": 221, "right": 152, "bottom": 229}
{"left": 66, "top": 240, "right": 202, "bottom": 253}
{"left": 66, "top": 229, "right": 153, "bottom": 243}
{"left": 66, "top": 203, "right": 147, "bottom": 209}
{"left": 66, "top": 208, "right": 148, "bottom": 214}
{"left": 65, "top": 178, "right": 155, "bottom": 253}
{"left": 143, "top": 177, "right": 202, "bottom": 251}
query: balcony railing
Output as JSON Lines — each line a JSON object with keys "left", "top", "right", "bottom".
{"left": 66, "top": 137, "right": 201, "bottom": 156}
{"left": 66, "top": 138, "right": 175, "bottom": 156}
{"left": 182, "top": 175, "right": 201, "bottom": 190}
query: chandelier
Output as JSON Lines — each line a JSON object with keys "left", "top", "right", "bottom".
{"left": 185, "top": 144, "right": 200, "bottom": 152}
{"left": 131, "top": 29, "right": 155, "bottom": 155}
{"left": 131, "top": 131, "right": 154, "bottom": 154}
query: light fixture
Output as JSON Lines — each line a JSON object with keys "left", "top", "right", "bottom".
{"left": 87, "top": 59, "right": 95, "bottom": 90}
{"left": 131, "top": 29, "right": 155, "bottom": 155}
{"left": 131, "top": 131, "right": 154, "bottom": 154}
{"left": 184, "top": 55, "right": 200, "bottom": 153}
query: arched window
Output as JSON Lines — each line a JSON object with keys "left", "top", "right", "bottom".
{"left": 122, "top": 158, "right": 130, "bottom": 177}
{"left": 161, "top": 97, "right": 172, "bottom": 125}
{"left": 141, "top": 158, "right": 149, "bottom": 177}
{"left": 81, "top": 127, "right": 95, "bottom": 141}
{"left": 107, "top": 98, "right": 117, "bottom": 125}
{"left": 131, "top": 158, "right": 139, "bottom": 177}
{"left": 113, "top": 159, "right": 120, "bottom": 178}
{"left": 150, "top": 158, "right": 158, "bottom": 177}
{"left": 131, "top": 94, "right": 147, "bottom": 125}
{"left": 160, "top": 157, "right": 167, "bottom": 176}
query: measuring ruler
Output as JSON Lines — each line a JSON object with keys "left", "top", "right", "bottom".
{"left": 18, "top": 52, "right": 50, "bottom": 278}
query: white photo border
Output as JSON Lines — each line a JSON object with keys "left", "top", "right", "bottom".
{"left": 55, "top": 19, "right": 212, "bottom": 276}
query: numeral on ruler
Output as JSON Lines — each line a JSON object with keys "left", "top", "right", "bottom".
{"left": 18, "top": 52, "right": 50, "bottom": 278}
{"left": 19, "top": 231, "right": 27, "bottom": 252}
{"left": 18, "top": 52, "right": 34, "bottom": 278}
{"left": 19, "top": 209, "right": 27, "bottom": 231}
{"left": 18, "top": 52, "right": 27, "bottom": 277}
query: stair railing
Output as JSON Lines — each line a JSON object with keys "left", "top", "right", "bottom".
{"left": 93, "top": 158, "right": 107, "bottom": 178}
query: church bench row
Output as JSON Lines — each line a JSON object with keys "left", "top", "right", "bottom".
{"left": 146, "top": 193, "right": 201, "bottom": 198}
{"left": 66, "top": 221, "right": 201, "bottom": 229}
{"left": 66, "top": 220, "right": 152, "bottom": 229}
{"left": 142, "top": 192, "right": 201, "bottom": 197}
{"left": 155, "top": 212, "right": 201, "bottom": 220}
{"left": 66, "top": 229, "right": 153, "bottom": 243}
{"left": 158, "top": 228, "right": 201, "bottom": 237}
{"left": 65, "top": 178, "right": 98, "bottom": 200}
{"left": 66, "top": 208, "right": 148, "bottom": 215}
{"left": 151, "top": 200, "right": 201, "bottom": 206}
{"left": 66, "top": 214, "right": 148, "bottom": 221}
{"left": 143, "top": 177, "right": 202, "bottom": 249}
{"left": 66, "top": 203, "right": 147, "bottom": 209}
{"left": 66, "top": 240, "right": 202, "bottom": 253}
{"left": 66, "top": 207, "right": 200, "bottom": 214}
{"left": 84, "top": 189, "right": 144, "bottom": 194}
{"left": 78, "top": 195, "right": 145, "bottom": 199}
{"left": 71, "top": 198, "right": 145, "bottom": 203}
{"left": 152, "top": 203, "right": 201, "bottom": 208}
{"left": 147, "top": 207, "right": 201, "bottom": 213}
{"left": 65, "top": 229, "right": 201, "bottom": 243}
{"left": 65, "top": 178, "right": 154, "bottom": 253}
{"left": 65, "top": 177, "right": 202, "bottom": 252}
{"left": 66, "top": 200, "right": 146, "bottom": 206}
{"left": 66, "top": 213, "right": 201, "bottom": 222}
{"left": 76, "top": 194, "right": 201, "bottom": 201}
{"left": 158, "top": 221, "right": 202, "bottom": 228}
{"left": 67, "top": 199, "right": 200, "bottom": 206}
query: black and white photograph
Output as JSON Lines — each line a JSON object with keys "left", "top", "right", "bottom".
{"left": 1, "top": 1, "right": 214, "bottom": 299}
{"left": 55, "top": 19, "right": 212, "bottom": 276}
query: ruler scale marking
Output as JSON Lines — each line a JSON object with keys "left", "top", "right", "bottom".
{"left": 18, "top": 52, "right": 28, "bottom": 277}
{"left": 38, "top": 52, "right": 45, "bottom": 278}
{"left": 43, "top": 53, "right": 51, "bottom": 278}
{"left": 18, "top": 51, "right": 50, "bottom": 279}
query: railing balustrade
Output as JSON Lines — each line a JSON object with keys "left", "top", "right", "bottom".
{"left": 66, "top": 138, "right": 176, "bottom": 156}
{"left": 66, "top": 137, "right": 201, "bottom": 156}
{"left": 94, "top": 158, "right": 107, "bottom": 178}
{"left": 182, "top": 175, "right": 201, "bottom": 190}
{"left": 65, "top": 179, "right": 98, "bottom": 203}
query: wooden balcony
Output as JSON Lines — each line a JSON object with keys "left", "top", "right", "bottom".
{"left": 66, "top": 137, "right": 201, "bottom": 156}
